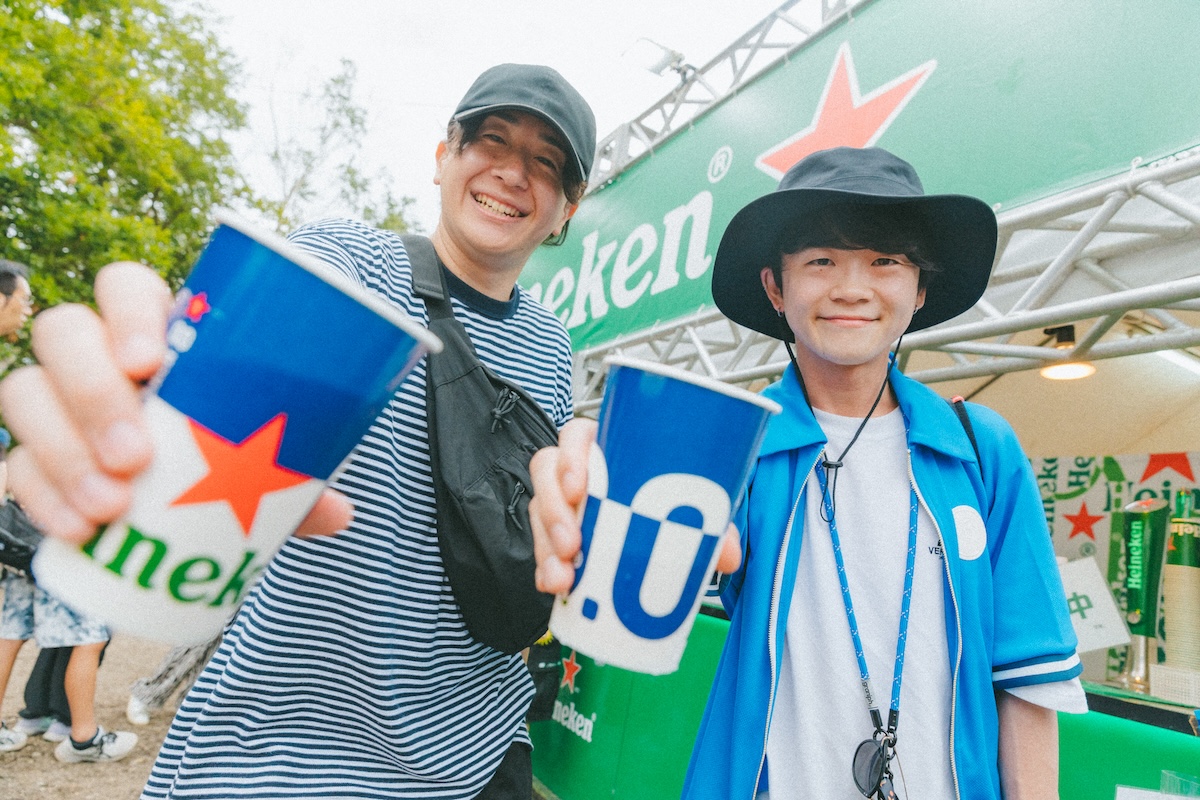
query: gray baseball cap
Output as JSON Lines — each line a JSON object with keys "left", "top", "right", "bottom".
{"left": 453, "top": 63, "right": 597, "bottom": 184}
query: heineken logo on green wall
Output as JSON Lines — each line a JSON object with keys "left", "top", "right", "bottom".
{"left": 524, "top": 42, "right": 937, "bottom": 348}
{"left": 552, "top": 650, "right": 597, "bottom": 743}
{"left": 757, "top": 43, "right": 935, "bottom": 179}
{"left": 522, "top": 0, "right": 1200, "bottom": 350}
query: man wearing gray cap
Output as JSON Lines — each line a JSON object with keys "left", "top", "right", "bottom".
{"left": 0, "top": 63, "right": 596, "bottom": 799}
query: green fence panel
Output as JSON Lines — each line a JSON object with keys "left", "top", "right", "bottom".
{"left": 530, "top": 651, "right": 635, "bottom": 800}
{"left": 610, "top": 613, "right": 729, "bottom": 798}
{"left": 534, "top": 610, "right": 1200, "bottom": 799}
{"left": 1060, "top": 710, "right": 1200, "bottom": 799}
{"left": 531, "top": 612, "right": 729, "bottom": 799}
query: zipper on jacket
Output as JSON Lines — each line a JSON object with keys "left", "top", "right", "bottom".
{"left": 908, "top": 457, "right": 963, "bottom": 800}
{"left": 753, "top": 453, "right": 820, "bottom": 799}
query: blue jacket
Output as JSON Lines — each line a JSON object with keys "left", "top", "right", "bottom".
{"left": 682, "top": 365, "right": 1081, "bottom": 800}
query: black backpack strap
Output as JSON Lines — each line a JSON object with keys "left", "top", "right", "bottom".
{"left": 402, "top": 234, "right": 456, "bottom": 323}
{"left": 950, "top": 395, "right": 983, "bottom": 468}
{"left": 403, "top": 240, "right": 558, "bottom": 652}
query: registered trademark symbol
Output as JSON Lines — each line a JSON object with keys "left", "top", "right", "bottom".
{"left": 708, "top": 146, "right": 733, "bottom": 183}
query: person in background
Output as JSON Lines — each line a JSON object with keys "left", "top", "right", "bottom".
{"left": 124, "top": 634, "right": 221, "bottom": 726}
{"left": 1, "top": 263, "right": 75, "bottom": 749}
{"left": 0, "top": 483, "right": 134, "bottom": 763}
{"left": 1, "top": 63, "right": 596, "bottom": 798}
{"left": 530, "top": 147, "right": 1084, "bottom": 800}
{"left": 15, "top": 646, "right": 75, "bottom": 743}
{"left": 0, "top": 262, "right": 36, "bottom": 753}
{"left": 0, "top": 261, "right": 32, "bottom": 345}
{"left": 0, "top": 261, "right": 137, "bottom": 762}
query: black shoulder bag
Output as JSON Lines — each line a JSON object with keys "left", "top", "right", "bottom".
{"left": 949, "top": 396, "right": 983, "bottom": 470}
{"left": 404, "top": 235, "right": 559, "bottom": 655}
{"left": 0, "top": 500, "right": 43, "bottom": 576}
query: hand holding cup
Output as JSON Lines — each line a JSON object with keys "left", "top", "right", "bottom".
{"left": 533, "top": 357, "right": 777, "bottom": 674}
{"left": 5, "top": 214, "right": 440, "bottom": 643}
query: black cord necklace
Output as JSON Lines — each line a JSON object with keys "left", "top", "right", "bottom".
{"left": 782, "top": 333, "right": 905, "bottom": 521}
{"left": 817, "top": 374, "right": 890, "bottom": 522}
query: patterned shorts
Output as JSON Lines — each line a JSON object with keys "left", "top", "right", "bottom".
{"left": 0, "top": 572, "right": 109, "bottom": 647}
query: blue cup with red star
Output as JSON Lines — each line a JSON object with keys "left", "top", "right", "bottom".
{"left": 33, "top": 212, "right": 442, "bottom": 644}
{"left": 549, "top": 356, "right": 779, "bottom": 675}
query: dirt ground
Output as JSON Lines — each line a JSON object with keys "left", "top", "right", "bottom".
{"left": 1, "top": 634, "right": 176, "bottom": 800}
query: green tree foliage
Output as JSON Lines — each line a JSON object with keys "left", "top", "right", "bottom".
{"left": 0, "top": 0, "right": 247, "bottom": 313}
{"left": 0, "top": 2, "right": 419, "bottom": 376}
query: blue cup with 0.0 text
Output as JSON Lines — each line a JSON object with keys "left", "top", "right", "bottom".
{"left": 549, "top": 356, "right": 779, "bottom": 674}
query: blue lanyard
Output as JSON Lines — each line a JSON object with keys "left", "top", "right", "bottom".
{"left": 815, "top": 458, "right": 918, "bottom": 741}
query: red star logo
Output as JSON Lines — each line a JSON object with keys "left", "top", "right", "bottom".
{"left": 560, "top": 650, "right": 582, "bottom": 693}
{"left": 1063, "top": 501, "right": 1105, "bottom": 540}
{"left": 757, "top": 42, "right": 936, "bottom": 179}
{"left": 1140, "top": 453, "right": 1195, "bottom": 483}
{"left": 171, "top": 414, "right": 311, "bottom": 536}
{"left": 185, "top": 292, "right": 211, "bottom": 323}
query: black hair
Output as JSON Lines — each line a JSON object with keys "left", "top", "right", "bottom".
{"left": 770, "top": 203, "right": 941, "bottom": 290}
{"left": 0, "top": 259, "right": 29, "bottom": 298}
{"left": 446, "top": 114, "right": 587, "bottom": 246}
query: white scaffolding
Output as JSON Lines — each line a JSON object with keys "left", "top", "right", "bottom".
{"left": 589, "top": 0, "right": 858, "bottom": 189}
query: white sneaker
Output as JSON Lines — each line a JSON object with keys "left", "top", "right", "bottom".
{"left": 14, "top": 715, "right": 53, "bottom": 735}
{"left": 125, "top": 695, "right": 150, "bottom": 726}
{"left": 53, "top": 727, "right": 138, "bottom": 763}
{"left": 0, "top": 723, "right": 28, "bottom": 753}
{"left": 43, "top": 720, "right": 71, "bottom": 743}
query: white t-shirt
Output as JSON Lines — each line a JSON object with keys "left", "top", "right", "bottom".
{"left": 764, "top": 407, "right": 1084, "bottom": 800}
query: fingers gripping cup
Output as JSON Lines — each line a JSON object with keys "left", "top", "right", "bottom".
{"left": 549, "top": 357, "right": 779, "bottom": 675}
{"left": 33, "top": 213, "right": 441, "bottom": 644}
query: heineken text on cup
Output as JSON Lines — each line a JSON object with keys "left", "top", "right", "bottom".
{"left": 33, "top": 215, "right": 440, "bottom": 644}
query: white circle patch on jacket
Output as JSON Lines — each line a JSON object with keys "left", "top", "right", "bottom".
{"left": 953, "top": 505, "right": 987, "bottom": 560}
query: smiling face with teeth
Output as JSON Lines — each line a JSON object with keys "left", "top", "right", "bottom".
{"left": 432, "top": 110, "right": 578, "bottom": 299}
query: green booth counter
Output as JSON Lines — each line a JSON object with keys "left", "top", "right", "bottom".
{"left": 531, "top": 612, "right": 727, "bottom": 800}
{"left": 531, "top": 611, "right": 1200, "bottom": 800}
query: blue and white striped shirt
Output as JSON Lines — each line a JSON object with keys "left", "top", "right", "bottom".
{"left": 143, "top": 218, "right": 574, "bottom": 799}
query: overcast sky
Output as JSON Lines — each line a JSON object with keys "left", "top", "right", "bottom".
{"left": 198, "top": 0, "right": 787, "bottom": 230}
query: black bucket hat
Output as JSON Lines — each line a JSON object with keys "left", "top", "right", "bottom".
{"left": 711, "top": 146, "right": 998, "bottom": 340}
{"left": 453, "top": 63, "right": 597, "bottom": 184}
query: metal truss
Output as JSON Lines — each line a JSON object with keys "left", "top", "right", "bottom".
{"left": 572, "top": 145, "right": 1200, "bottom": 413}
{"left": 588, "top": 0, "right": 866, "bottom": 189}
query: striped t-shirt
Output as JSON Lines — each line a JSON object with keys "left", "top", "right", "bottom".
{"left": 142, "top": 218, "right": 574, "bottom": 799}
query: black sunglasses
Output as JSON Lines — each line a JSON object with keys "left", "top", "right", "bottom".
{"left": 853, "top": 738, "right": 899, "bottom": 799}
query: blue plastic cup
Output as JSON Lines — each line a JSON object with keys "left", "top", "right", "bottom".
{"left": 34, "top": 212, "right": 441, "bottom": 643}
{"left": 550, "top": 356, "right": 779, "bottom": 674}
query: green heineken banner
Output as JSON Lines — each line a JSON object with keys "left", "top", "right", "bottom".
{"left": 522, "top": 0, "right": 1200, "bottom": 350}
{"left": 1039, "top": 451, "right": 1198, "bottom": 680}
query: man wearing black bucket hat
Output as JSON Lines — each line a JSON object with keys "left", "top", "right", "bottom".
{"left": 1, "top": 64, "right": 595, "bottom": 799}
{"left": 530, "top": 147, "right": 1084, "bottom": 799}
